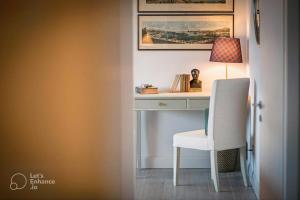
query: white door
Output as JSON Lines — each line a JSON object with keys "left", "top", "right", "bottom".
{"left": 250, "top": 0, "right": 285, "bottom": 199}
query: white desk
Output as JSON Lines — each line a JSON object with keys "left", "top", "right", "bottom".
{"left": 134, "top": 92, "right": 210, "bottom": 168}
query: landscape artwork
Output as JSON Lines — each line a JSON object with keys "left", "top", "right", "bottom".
{"left": 138, "top": 15, "right": 233, "bottom": 50}
{"left": 146, "top": 0, "right": 226, "bottom": 3}
{"left": 138, "top": 0, "right": 233, "bottom": 12}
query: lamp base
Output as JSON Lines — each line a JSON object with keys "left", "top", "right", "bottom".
{"left": 225, "top": 64, "right": 228, "bottom": 79}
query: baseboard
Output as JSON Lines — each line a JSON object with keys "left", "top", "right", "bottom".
{"left": 141, "top": 156, "right": 210, "bottom": 168}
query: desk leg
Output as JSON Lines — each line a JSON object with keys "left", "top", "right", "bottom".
{"left": 135, "top": 110, "right": 142, "bottom": 169}
{"left": 204, "top": 108, "right": 209, "bottom": 135}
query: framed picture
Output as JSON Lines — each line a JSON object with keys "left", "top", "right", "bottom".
{"left": 138, "top": 0, "right": 234, "bottom": 13}
{"left": 138, "top": 14, "right": 234, "bottom": 50}
{"left": 253, "top": 0, "right": 260, "bottom": 44}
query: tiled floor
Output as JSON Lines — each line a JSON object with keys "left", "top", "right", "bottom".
{"left": 136, "top": 169, "right": 257, "bottom": 200}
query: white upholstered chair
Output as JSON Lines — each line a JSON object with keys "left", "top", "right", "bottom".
{"left": 173, "top": 78, "right": 250, "bottom": 192}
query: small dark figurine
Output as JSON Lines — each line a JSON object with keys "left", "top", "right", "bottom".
{"left": 190, "top": 68, "right": 202, "bottom": 92}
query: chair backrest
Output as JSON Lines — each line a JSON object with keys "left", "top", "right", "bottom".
{"left": 208, "top": 78, "right": 250, "bottom": 150}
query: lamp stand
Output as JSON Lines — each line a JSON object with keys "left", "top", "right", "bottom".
{"left": 225, "top": 64, "right": 228, "bottom": 79}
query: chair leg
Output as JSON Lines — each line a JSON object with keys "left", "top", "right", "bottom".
{"left": 173, "top": 147, "right": 180, "bottom": 186}
{"left": 240, "top": 146, "right": 249, "bottom": 187}
{"left": 210, "top": 150, "right": 220, "bottom": 192}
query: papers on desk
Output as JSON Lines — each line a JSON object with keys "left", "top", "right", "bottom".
{"left": 135, "top": 84, "right": 158, "bottom": 94}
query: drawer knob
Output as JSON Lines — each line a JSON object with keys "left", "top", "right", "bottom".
{"left": 159, "top": 102, "right": 167, "bottom": 106}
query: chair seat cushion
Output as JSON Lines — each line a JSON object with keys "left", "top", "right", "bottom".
{"left": 173, "top": 129, "right": 212, "bottom": 150}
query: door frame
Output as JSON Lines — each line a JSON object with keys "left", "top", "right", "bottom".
{"left": 283, "top": 0, "right": 299, "bottom": 199}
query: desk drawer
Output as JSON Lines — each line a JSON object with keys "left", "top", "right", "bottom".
{"left": 188, "top": 99, "right": 209, "bottom": 110}
{"left": 135, "top": 99, "right": 187, "bottom": 110}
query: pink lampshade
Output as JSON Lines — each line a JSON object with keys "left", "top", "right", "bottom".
{"left": 210, "top": 37, "right": 243, "bottom": 63}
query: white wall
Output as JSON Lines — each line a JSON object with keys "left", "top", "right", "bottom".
{"left": 246, "top": 0, "right": 297, "bottom": 199}
{"left": 133, "top": 0, "right": 249, "bottom": 168}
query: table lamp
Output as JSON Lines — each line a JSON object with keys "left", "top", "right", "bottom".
{"left": 209, "top": 37, "right": 243, "bottom": 79}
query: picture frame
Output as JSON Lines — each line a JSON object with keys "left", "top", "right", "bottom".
{"left": 253, "top": 0, "right": 260, "bottom": 44}
{"left": 138, "top": 0, "right": 234, "bottom": 13}
{"left": 138, "top": 14, "right": 234, "bottom": 50}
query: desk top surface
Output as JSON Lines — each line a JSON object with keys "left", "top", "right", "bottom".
{"left": 135, "top": 92, "right": 210, "bottom": 100}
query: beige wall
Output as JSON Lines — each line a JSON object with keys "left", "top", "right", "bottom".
{"left": 0, "top": 1, "right": 131, "bottom": 199}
